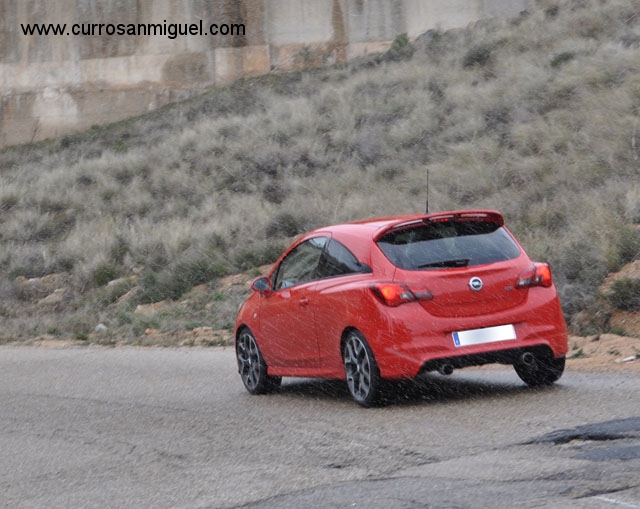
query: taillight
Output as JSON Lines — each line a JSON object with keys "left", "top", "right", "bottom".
{"left": 371, "top": 283, "right": 433, "bottom": 307}
{"left": 516, "top": 263, "right": 553, "bottom": 289}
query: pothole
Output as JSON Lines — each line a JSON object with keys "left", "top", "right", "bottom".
{"left": 525, "top": 417, "right": 640, "bottom": 446}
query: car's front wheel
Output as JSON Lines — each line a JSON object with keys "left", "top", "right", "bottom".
{"left": 514, "top": 352, "right": 565, "bottom": 387}
{"left": 236, "top": 329, "right": 281, "bottom": 394}
{"left": 342, "top": 330, "right": 382, "bottom": 407}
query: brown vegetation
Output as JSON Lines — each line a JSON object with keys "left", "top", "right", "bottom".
{"left": 1, "top": 0, "right": 639, "bottom": 345}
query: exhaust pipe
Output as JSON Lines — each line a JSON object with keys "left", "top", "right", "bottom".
{"left": 438, "top": 363, "right": 454, "bottom": 376}
{"left": 520, "top": 352, "right": 537, "bottom": 369}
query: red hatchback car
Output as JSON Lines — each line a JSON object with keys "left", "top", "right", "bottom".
{"left": 235, "top": 210, "right": 568, "bottom": 406}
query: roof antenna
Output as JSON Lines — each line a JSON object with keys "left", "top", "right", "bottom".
{"left": 425, "top": 168, "right": 430, "bottom": 214}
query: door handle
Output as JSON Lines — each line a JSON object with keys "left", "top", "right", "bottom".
{"left": 299, "top": 297, "right": 309, "bottom": 307}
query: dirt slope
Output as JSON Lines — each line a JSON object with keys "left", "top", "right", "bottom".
{"left": 567, "top": 334, "right": 640, "bottom": 372}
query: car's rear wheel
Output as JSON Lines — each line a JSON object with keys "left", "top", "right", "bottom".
{"left": 236, "top": 329, "right": 281, "bottom": 394}
{"left": 343, "top": 330, "right": 382, "bottom": 407}
{"left": 514, "top": 352, "right": 565, "bottom": 387}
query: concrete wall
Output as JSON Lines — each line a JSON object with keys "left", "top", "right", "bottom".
{"left": 0, "top": 0, "right": 532, "bottom": 147}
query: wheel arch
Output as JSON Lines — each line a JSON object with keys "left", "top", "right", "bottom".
{"left": 235, "top": 324, "right": 250, "bottom": 340}
{"left": 235, "top": 324, "right": 251, "bottom": 347}
{"left": 340, "top": 326, "right": 360, "bottom": 356}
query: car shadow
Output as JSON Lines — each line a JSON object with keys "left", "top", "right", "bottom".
{"left": 276, "top": 371, "right": 561, "bottom": 407}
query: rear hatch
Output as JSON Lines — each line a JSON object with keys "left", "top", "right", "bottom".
{"left": 376, "top": 212, "right": 529, "bottom": 318}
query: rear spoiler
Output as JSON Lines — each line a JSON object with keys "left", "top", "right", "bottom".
{"left": 426, "top": 210, "right": 504, "bottom": 226}
{"left": 375, "top": 210, "right": 505, "bottom": 239}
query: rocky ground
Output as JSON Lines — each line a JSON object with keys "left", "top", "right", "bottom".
{"left": 566, "top": 334, "right": 640, "bottom": 372}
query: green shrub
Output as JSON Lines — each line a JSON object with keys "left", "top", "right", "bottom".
{"left": 616, "top": 227, "right": 640, "bottom": 268}
{"left": 117, "top": 304, "right": 134, "bottom": 325}
{"left": 113, "top": 136, "right": 129, "bottom": 153}
{"left": 137, "top": 257, "right": 228, "bottom": 304}
{"left": 137, "top": 272, "right": 169, "bottom": 304}
{"left": 92, "top": 263, "right": 120, "bottom": 287}
{"left": 9, "top": 252, "right": 47, "bottom": 280}
{"left": 570, "top": 301, "right": 612, "bottom": 336}
{"left": 212, "top": 291, "right": 226, "bottom": 302}
{"left": 110, "top": 236, "right": 130, "bottom": 265}
{"left": 33, "top": 213, "right": 76, "bottom": 241}
{"left": 172, "top": 258, "right": 228, "bottom": 290}
{"left": 266, "top": 212, "right": 306, "bottom": 238}
{"left": 98, "top": 278, "right": 134, "bottom": 305}
{"left": 386, "top": 33, "right": 414, "bottom": 62}
{"left": 234, "top": 241, "right": 286, "bottom": 271}
{"left": 550, "top": 51, "right": 576, "bottom": 68}
{"left": 132, "top": 314, "right": 162, "bottom": 336}
{"left": 463, "top": 43, "right": 493, "bottom": 68}
{"left": 262, "top": 181, "right": 289, "bottom": 204}
{"left": 607, "top": 278, "right": 640, "bottom": 311}
{"left": 545, "top": 5, "right": 560, "bottom": 18}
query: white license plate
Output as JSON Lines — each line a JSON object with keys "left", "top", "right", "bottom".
{"left": 452, "top": 324, "right": 516, "bottom": 347}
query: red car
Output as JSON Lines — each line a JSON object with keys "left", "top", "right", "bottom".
{"left": 235, "top": 210, "right": 568, "bottom": 406}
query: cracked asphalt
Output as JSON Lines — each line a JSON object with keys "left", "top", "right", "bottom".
{"left": 1, "top": 346, "right": 639, "bottom": 508}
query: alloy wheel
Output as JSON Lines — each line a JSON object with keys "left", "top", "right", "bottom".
{"left": 343, "top": 331, "right": 380, "bottom": 406}
{"left": 237, "top": 330, "right": 262, "bottom": 392}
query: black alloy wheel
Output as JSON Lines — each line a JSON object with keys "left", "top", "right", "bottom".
{"left": 236, "top": 329, "right": 282, "bottom": 394}
{"left": 343, "top": 330, "right": 382, "bottom": 407}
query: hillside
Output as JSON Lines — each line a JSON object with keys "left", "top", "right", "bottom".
{"left": 1, "top": 0, "right": 640, "bottom": 345}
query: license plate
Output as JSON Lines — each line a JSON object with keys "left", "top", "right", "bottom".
{"left": 452, "top": 324, "right": 516, "bottom": 347}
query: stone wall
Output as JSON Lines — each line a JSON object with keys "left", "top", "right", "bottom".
{"left": 0, "top": 0, "right": 532, "bottom": 147}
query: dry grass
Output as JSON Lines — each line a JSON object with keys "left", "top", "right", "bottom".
{"left": 1, "top": 0, "right": 640, "bottom": 343}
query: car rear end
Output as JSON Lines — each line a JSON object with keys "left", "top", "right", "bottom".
{"left": 366, "top": 211, "right": 568, "bottom": 380}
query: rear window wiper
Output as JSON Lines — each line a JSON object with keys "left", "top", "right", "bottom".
{"left": 418, "top": 258, "right": 471, "bottom": 268}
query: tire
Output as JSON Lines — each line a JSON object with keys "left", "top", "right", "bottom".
{"left": 514, "top": 353, "right": 565, "bottom": 387}
{"left": 236, "top": 329, "right": 282, "bottom": 394}
{"left": 342, "top": 330, "right": 382, "bottom": 407}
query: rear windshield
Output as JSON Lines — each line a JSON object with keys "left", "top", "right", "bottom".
{"left": 376, "top": 220, "right": 521, "bottom": 270}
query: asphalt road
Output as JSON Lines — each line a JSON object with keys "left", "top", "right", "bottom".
{"left": 1, "top": 345, "right": 639, "bottom": 508}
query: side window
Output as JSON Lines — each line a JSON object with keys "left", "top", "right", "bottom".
{"left": 315, "top": 239, "right": 362, "bottom": 279}
{"left": 273, "top": 237, "right": 328, "bottom": 290}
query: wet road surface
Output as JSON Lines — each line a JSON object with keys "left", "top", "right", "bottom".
{"left": 1, "top": 346, "right": 639, "bottom": 508}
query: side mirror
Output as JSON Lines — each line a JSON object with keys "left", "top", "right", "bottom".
{"left": 251, "top": 276, "right": 272, "bottom": 293}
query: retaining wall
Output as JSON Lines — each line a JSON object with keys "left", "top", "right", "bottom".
{"left": 0, "top": 0, "right": 532, "bottom": 147}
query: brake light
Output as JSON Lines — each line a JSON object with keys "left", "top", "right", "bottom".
{"left": 371, "top": 283, "right": 433, "bottom": 307}
{"left": 426, "top": 211, "right": 504, "bottom": 226}
{"left": 516, "top": 263, "right": 553, "bottom": 289}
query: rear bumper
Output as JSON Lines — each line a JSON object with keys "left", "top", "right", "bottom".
{"left": 361, "top": 288, "right": 568, "bottom": 380}
{"left": 418, "top": 344, "right": 562, "bottom": 375}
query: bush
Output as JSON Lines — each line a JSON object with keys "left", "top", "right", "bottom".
{"left": 463, "top": 43, "right": 493, "bottom": 68}
{"left": 266, "top": 212, "right": 307, "bottom": 238}
{"left": 33, "top": 213, "right": 76, "bottom": 242}
{"left": 92, "top": 263, "right": 120, "bottom": 287}
{"left": 550, "top": 51, "right": 576, "bottom": 68}
{"left": 262, "top": 181, "right": 289, "bottom": 204}
{"left": 607, "top": 278, "right": 640, "bottom": 311}
{"left": 173, "top": 257, "right": 228, "bottom": 289}
{"left": 616, "top": 227, "right": 640, "bottom": 268}
{"left": 385, "top": 33, "right": 414, "bottom": 62}
{"left": 234, "top": 241, "right": 287, "bottom": 271}
{"left": 98, "top": 278, "right": 134, "bottom": 305}
{"left": 138, "top": 257, "right": 229, "bottom": 303}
